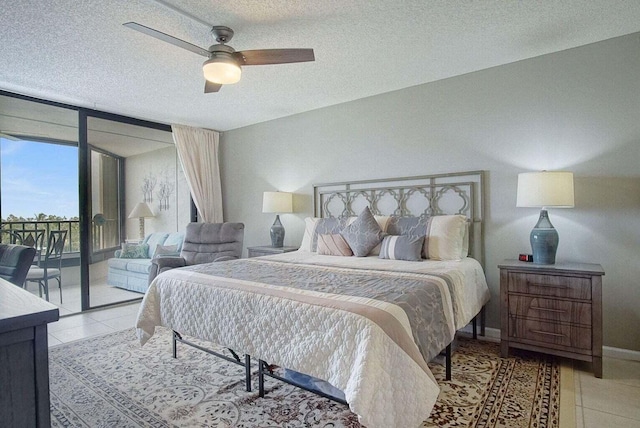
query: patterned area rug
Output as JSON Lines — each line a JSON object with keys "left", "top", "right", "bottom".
{"left": 49, "top": 328, "right": 561, "bottom": 427}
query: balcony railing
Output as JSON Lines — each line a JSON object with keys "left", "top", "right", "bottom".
{"left": 1, "top": 219, "right": 121, "bottom": 255}
{"left": 1, "top": 220, "right": 79, "bottom": 253}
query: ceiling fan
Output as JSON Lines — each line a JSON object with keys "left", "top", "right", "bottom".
{"left": 123, "top": 22, "right": 315, "bottom": 93}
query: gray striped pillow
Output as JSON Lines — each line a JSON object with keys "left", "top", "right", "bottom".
{"left": 317, "top": 234, "right": 353, "bottom": 256}
{"left": 379, "top": 235, "right": 424, "bottom": 261}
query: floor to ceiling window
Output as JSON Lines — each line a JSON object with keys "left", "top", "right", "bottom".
{"left": 0, "top": 91, "right": 190, "bottom": 315}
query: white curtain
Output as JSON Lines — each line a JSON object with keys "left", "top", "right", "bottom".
{"left": 171, "top": 124, "right": 223, "bottom": 223}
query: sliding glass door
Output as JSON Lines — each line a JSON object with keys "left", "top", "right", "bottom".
{"left": 1, "top": 90, "right": 191, "bottom": 314}
{"left": 85, "top": 116, "right": 190, "bottom": 308}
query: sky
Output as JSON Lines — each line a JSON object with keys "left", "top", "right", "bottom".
{"left": 1, "top": 137, "right": 79, "bottom": 219}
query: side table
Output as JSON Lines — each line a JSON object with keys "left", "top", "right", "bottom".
{"left": 499, "top": 259, "right": 604, "bottom": 377}
{"left": 247, "top": 245, "right": 298, "bottom": 258}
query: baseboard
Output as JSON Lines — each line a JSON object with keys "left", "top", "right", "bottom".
{"left": 460, "top": 326, "right": 640, "bottom": 361}
{"left": 603, "top": 346, "right": 640, "bottom": 361}
{"left": 480, "top": 327, "right": 501, "bottom": 342}
{"left": 457, "top": 325, "right": 500, "bottom": 343}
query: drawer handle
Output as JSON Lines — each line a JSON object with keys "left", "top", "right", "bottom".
{"left": 527, "top": 281, "right": 568, "bottom": 289}
{"left": 530, "top": 329, "right": 566, "bottom": 338}
{"left": 529, "top": 306, "right": 567, "bottom": 314}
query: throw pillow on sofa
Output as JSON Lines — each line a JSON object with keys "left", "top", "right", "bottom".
{"left": 153, "top": 244, "right": 180, "bottom": 258}
{"left": 119, "top": 243, "right": 149, "bottom": 259}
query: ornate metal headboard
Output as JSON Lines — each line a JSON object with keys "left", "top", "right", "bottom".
{"left": 313, "top": 170, "right": 485, "bottom": 267}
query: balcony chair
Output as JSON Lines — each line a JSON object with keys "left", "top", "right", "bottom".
{"left": 3, "top": 229, "right": 46, "bottom": 265}
{"left": 25, "top": 230, "right": 67, "bottom": 302}
{"left": 0, "top": 244, "right": 37, "bottom": 287}
{"left": 148, "top": 222, "right": 244, "bottom": 284}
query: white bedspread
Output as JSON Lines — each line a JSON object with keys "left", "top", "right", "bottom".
{"left": 136, "top": 253, "right": 489, "bottom": 428}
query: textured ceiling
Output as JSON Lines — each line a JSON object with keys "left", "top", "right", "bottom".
{"left": 1, "top": 0, "right": 640, "bottom": 131}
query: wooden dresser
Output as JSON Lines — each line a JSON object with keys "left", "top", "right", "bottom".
{"left": 499, "top": 260, "right": 604, "bottom": 377}
{"left": 0, "top": 278, "right": 59, "bottom": 426}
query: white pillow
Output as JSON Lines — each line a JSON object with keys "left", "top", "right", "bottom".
{"left": 299, "top": 217, "right": 320, "bottom": 252}
{"left": 461, "top": 220, "right": 470, "bottom": 258}
{"left": 424, "top": 215, "right": 467, "bottom": 261}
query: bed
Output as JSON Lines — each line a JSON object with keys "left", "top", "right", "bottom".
{"left": 136, "top": 170, "right": 490, "bottom": 428}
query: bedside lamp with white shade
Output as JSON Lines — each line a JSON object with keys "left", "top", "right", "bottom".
{"left": 262, "top": 191, "right": 293, "bottom": 247}
{"left": 128, "top": 202, "right": 155, "bottom": 240}
{"left": 516, "top": 171, "right": 574, "bottom": 264}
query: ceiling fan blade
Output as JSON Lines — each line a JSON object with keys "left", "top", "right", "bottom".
{"left": 204, "top": 81, "right": 222, "bottom": 93}
{"left": 234, "top": 49, "right": 314, "bottom": 66}
{"left": 123, "top": 22, "right": 210, "bottom": 57}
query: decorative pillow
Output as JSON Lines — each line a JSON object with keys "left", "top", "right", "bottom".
{"left": 387, "top": 216, "right": 429, "bottom": 257}
{"left": 310, "top": 217, "right": 350, "bottom": 252}
{"left": 340, "top": 207, "right": 383, "bottom": 257}
{"left": 119, "top": 243, "right": 149, "bottom": 259}
{"left": 424, "top": 215, "right": 467, "bottom": 261}
{"left": 153, "top": 244, "right": 180, "bottom": 258}
{"left": 386, "top": 215, "right": 429, "bottom": 237}
{"left": 379, "top": 235, "right": 425, "bottom": 261}
{"left": 358, "top": 215, "right": 391, "bottom": 256}
{"left": 317, "top": 234, "right": 353, "bottom": 256}
{"left": 299, "top": 215, "right": 390, "bottom": 254}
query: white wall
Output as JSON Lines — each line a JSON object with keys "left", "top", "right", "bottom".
{"left": 220, "top": 32, "right": 640, "bottom": 351}
{"left": 125, "top": 145, "right": 191, "bottom": 237}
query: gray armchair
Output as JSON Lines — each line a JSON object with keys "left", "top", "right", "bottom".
{"left": 148, "top": 222, "right": 244, "bottom": 284}
{"left": 0, "top": 244, "right": 37, "bottom": 287}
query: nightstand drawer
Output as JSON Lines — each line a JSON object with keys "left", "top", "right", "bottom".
{"left": 509, "top": 318, "right": 592, "bottom": 351}
{"left": 508, "top": 296, "right": 591, "bottom": 325}
{"left": 508, "top": 273, "right": 591, "bottom": 300}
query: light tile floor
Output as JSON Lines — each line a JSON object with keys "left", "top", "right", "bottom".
{"left": 573, "top": 358, "right": 640, "bottom": 428}
{"left": 48, "top": 304, "right": 640, "bottom": 428}
{"left": 26, "top": 278, "right": 142, "bottom": 316}
{"left": 47, "top": 301, "right": 141, "bottom": 346}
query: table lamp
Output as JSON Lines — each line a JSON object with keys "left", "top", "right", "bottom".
{"left": 516, "top": 171, "right": 574, "bottom": 264}
{"left": 128, "top": 202, "right": 155, "bottom": 240}
{"left": 262, "top": 191, "right": 293, "bottom": 247}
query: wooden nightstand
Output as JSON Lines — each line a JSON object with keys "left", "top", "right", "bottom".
{"left": 247, "top": 245, "right": 298, "bottom": 258}
{"left": 499, "top": 260, "right": 605, "bottom": 377}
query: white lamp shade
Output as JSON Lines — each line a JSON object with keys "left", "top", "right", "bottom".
{"left": 262, "top": 192, "right": 293, "bottom": 213}
{"left": 128, "top": 202, "right": 155, "bottom": 218}
{"left": 516, "top": 171, "right": 575, "bottom": 208}
{"left": 203, "top": 57, "right": 242, "bottom": 84}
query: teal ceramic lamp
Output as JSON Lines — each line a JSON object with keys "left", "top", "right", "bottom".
{"left": 516, "top": 171, "right": 574, "bottom": 264}
{"left": 262, "top": 191, "right": 293, "bottom": 247}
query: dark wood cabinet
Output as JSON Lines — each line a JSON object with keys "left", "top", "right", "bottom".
{"left": 0, "top": 278, "right": 59, "bottom": 426}
{"left": 499, "top": 260, "right": 604, "bottom": 377}
{"left": 247, "top": 245, "right": 298, "bottom": 258}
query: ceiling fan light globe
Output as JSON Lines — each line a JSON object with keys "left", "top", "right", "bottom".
{"left": 202, "top": 57, "right": 241, "bottom": 84}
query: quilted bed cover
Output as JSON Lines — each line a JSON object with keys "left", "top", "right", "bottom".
{"left": 136, "top": 252, "right": 489, "bottom": 428}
